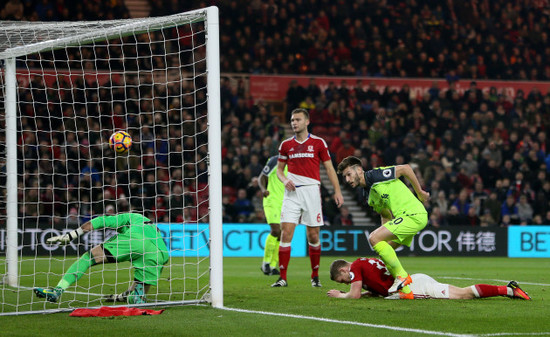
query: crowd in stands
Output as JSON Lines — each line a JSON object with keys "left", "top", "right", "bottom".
{"left": 6, "top": 0, "right": 550, "bottom": 81}
{"left": 213, "top": 0, "right": 550, "bottom": 81}
{"left": 0, "top": 0, "right": 129, "bottom": 21}
{"left": 1, "top": 0, "right": 549, "bottom": 228}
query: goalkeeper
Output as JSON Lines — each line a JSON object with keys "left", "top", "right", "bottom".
{"left": 33, "top": 213, "right": 169, "bottom": 304}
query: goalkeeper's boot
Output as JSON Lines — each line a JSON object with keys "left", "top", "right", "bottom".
{"left": 261, "top": 262, "right": 272, "bottom": 276}
{"left": 311, "top": 276, "right": 322, "bottom": 288}
{"left": 388, "top": 274, "right": 412, "bottom": 293}
{"left": 104, "top": 290, "right": 130, "bottom": 302}
{"left": 128, "top": 283, "right": 147, "bottom": 304}
{"left": 33, "top": 287, "right": 63, "bottom": 303}
{"left": 270, "top": 268, "right": 280, "bottom": 276}
{"left": 271, "top": 277, "right": 288, "bottom": 287}
{"left": 384, "top": 290, "right": 414, "bottom": 300}
{"left": 507, "top": 281, "right": 531, "bottom": 300}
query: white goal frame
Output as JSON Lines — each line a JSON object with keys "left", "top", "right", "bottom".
{"left": 0, "top": 6, "right": 223, "bottom": 313}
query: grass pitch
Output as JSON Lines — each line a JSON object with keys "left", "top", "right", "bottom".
{"left": 1, "top": 256, "right": 548, "bottom": 336}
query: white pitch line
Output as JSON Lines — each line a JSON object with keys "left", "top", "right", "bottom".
{"left": 221, "top": 306, "right": 475, "bottom": 337}
{"left": 221, "top": 307, "right": 550, "bottom": 337}
{"left": 435, "top": 276, "right": 550, "bottom": 287}
{"left": 476, "top": 331, "right": 550, "bottom": 337}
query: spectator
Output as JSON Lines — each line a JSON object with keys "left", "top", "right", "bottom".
{"left": 500, "top": 214, "right": 513, "bottom": 227}
{"left": 483, "top": 192, "right": 502, "bottom": 225}
{"left": 66, "top": 207, "right": 80, "bottom": 226}
{"left": 479, "top": 209, "right": 497, "bottom": 227}
{"left": 459, "top": 153, "right": 478, "bottom": 177}
{"left": 285, "top": 80, "right": 305, "bottom": 116}
{"left": 452, "top": 189, "right": 471, "bottom": 216}
{"left": 333, "top": 206, "right": 354, "bottom": 226}
{"left": 470, "top": 181, "right": 489, "bottom": 208}
{"left": 501, "top": 195, "right": 520, "bottom": 225}
{"left": 1, "top": 0, "right": 23, "bottom": 20}
{"left": 233, "top": 188, "right": 254, "bottom": 220}
{"left": 428, "top": 206, "right": 445, "bottom": 228}
{"left": 446, "top": 205, "right": 467, "bottom": 226}
{"left": 222, "top": 195, "right": 236, "bottom": 222}
{"left": 482, "top": 141, "right": 503, "bottom": 167}
{"left": 517, "top": 195, "right": 534, "bottom": 225}
{"left": 432, "top": 190, "right": 449, "bottom": 218}
{"left": 466, "top": 207, "right": 481, "bottom": 227}
{"left": 336, "top": 139, "right": 356, "bottom": 165}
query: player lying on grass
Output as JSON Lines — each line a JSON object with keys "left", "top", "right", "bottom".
{"left": 327, "top": 258, "right": 531, "bottom": 300}
{"left": 34, "top": 212, "right": 169, "bottom": 304}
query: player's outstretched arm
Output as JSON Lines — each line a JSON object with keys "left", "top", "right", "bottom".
{"left": 395, "top": 164, "right": 430, "bottom": 202}
{"left": 46, "top": 221, "right": 94, "bottom": 245}
{"left": 323, "top": 160, "right": 344, "bottom": 207}
{"left": 327, "top": 281, "right": 362, "bottom": 299}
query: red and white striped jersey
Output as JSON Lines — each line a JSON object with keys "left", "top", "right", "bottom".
{"left": 278, "top": 133, "right": 330, "bottom": 186}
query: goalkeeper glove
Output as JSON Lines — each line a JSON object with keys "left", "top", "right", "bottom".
{"left": 46, "top": 228, "right": 85, "bottom": 246}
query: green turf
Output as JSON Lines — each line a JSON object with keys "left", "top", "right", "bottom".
{"left": 1, "top": 256, "right": 548, "bottom": 336}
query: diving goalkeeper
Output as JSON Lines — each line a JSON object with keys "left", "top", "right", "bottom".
{"left": 33, "top": 213, "right": 169, "bottom": 304}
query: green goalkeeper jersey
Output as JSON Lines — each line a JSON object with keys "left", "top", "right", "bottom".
{"left": 90, "top": 213, "right": 162, "bottom": 242}
{"left": 262, "top": 156, "right": 287, "bottom": 208}
{"left": 362, "top": 166, "right": 426, "bottom": 216}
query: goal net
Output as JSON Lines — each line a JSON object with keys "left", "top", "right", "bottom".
{"left": 0, "top": 7, "right": 222, "bottom": 315}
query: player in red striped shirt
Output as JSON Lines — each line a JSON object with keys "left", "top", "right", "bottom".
{"left": 271, "top": 108, "right": 344, "bottom": 288}
{"left": 327, "top": 258, "right": 531, "bottom": 300}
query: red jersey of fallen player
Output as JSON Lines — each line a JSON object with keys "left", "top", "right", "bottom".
{"left": 349, "top": 257, "right": 395, "bottom": 297}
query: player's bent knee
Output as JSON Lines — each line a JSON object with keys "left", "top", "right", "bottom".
{"left": 90, "top": 247, "right": 107, "bottom": 264}
{"left": 368, "top": 234, "right": 380, "bottom": 246}
{"left": 449, "top": 286, "right": 475, "bottom": 299}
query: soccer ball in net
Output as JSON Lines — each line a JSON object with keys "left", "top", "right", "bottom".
{"left": 109, "top": 131, "right": 132, "bottom": 154}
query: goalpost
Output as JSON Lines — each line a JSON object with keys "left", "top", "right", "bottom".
{"left": 0, "top": 7, "right": 222, "bottom": 315}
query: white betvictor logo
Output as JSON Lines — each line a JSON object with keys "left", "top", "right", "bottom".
{"left": 289, "top": 153, "right": 314, "bottom": 159}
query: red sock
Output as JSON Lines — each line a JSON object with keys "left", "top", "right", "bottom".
{"left": 474, "top": 284, "right": 508, "bottom": 298}
{"left": 308, "top": 244, "right": 321, "bottom": 278}
{"left": 279, "top": 245, "right": 291, "bottom": 280}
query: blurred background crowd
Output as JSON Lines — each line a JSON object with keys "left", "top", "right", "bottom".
{"left": 0, "top": 0, "right": 549, "bottom": 228}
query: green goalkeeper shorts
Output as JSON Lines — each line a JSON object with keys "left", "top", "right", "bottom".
{"left": 103, "top": 232, "right": 169, "bottom": 286}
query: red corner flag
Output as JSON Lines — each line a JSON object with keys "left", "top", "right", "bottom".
{"left": 70, "top": 306, "right": 164, "bottom": 317}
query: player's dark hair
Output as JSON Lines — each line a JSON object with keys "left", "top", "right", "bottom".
{"left": 291, "top": 108, "right": 309, "bottom": 120}
{"left": 330, "top": 259, "right": 349, "bottom": 281}
{"left": 337, "top": 156, "right": 362, "bottom": 174}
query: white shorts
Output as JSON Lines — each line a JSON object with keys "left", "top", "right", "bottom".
{"left": 409, "top": 273, "right": 450, "bottom": 299}
{"left": 280, "top": 185, "right": 323, "bottom": 227}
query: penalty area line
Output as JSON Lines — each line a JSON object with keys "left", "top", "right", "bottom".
{"left": 220, "top": 306, "right": 474, "bottom": 337}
